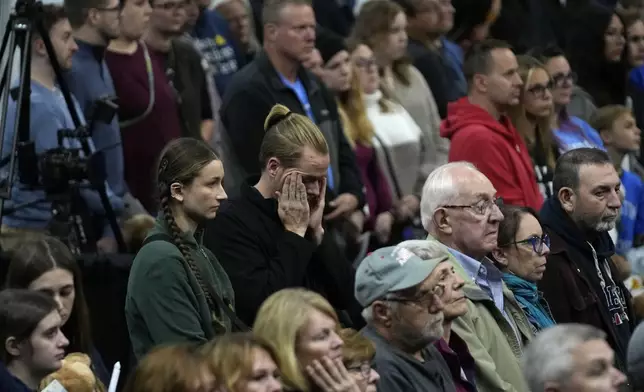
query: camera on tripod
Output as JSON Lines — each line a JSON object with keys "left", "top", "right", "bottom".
{"left": 0, "top": 0, "right": 127, "bottom": 253}
{"left": 39, "top": 147, "right": 91, "bottom": 195}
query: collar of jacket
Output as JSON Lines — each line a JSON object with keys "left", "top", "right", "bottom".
{"left": 155, "top": 214, "right": 204, "bottom": 248}
{"left": 255, "top": 50, "right": 321, "bottom": 96}
{"left": 239, "top": 176, "right": 280, "bottom": 222}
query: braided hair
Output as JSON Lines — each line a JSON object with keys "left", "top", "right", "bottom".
{"left": 156, "top": 138, "right": 220, "bottom": 313}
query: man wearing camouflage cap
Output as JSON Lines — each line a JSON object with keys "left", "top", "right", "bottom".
{"left": 356, "top": 244, "right": 457, "bottom": 392}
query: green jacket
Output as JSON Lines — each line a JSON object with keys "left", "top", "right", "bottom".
{"left": 427, "top": 236, "right": 532, "bottom": 392}
{"left": 126, "top": 217, "right": 235, "bottom": 360}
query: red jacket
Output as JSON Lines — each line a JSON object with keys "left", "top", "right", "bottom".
{"left": 440, "top": 97, "right": 543, "bottom": 210}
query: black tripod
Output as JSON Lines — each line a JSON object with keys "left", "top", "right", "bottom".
{"left": 0, "top": 0, "right": 126, "bottom": 253}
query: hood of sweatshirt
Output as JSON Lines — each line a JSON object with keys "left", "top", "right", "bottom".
{"left": 540, "top": 196, "right": 615, "bottom": 259}
{"left": 440, "top": 97, "right": 518, "bottom": 142}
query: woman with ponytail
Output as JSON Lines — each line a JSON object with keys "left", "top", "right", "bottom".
{"left": 125, "top": 138, "right": 235, "bottom": 361}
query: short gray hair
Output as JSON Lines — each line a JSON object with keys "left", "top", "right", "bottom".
{"left": 420, "top": 162, "right": 479, "bottom": 232}
{"left": 522, "top": 324, "right": 607, "bottom": 392}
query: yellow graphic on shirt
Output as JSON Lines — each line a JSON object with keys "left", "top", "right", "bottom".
{"left": 214, "top": 35, "right": 227, "bottom": 46}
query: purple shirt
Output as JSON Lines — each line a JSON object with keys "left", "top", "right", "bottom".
{"left": 434, "top": 334, "right": 478, "bottom": 392}
{"left": 105, "top": 44, "right": 183, "bottom": 213}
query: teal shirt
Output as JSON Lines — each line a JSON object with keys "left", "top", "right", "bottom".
{"left": 125, "top": 216, "right": 234, "bottom": 359}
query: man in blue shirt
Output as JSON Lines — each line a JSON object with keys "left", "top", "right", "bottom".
{"left": 2, "top": 5, "right": 124, "bottom": 252}
{"left": 421, "top": 161, "right": 534, "bottom": 392}
{"left": 64, "top": 0, "right": 147, "bottom": 223}
{"left": 220, "top": 0, "right": 364, "bottom": 217}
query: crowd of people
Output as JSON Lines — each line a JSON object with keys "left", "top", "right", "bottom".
{"left": 5, "top": 0, "right": 644, "bottom": 391}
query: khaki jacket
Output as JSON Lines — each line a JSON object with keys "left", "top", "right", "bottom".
{"left": 428, "top": 236, "right": 533, "bottom": 392}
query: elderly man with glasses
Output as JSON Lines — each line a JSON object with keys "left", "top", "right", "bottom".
{"left": 356, "top": 245, "right": 456, "bottom": 392}
{"left": 420, "top": 161, "right": 533, "bottom": 392}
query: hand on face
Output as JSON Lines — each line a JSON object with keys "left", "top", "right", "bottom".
{"left": 276, "top": 172, "right": 310, "bottom": 237}
{"left": 308, "top": 177, "right": 327, "bottom": 231}
{"left": 306, "top": 356, "right": 362, "bottom": 392}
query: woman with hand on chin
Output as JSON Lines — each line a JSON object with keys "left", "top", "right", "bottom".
{"left": 492, "top": 204, "right": 555, "bottom": 333}
{"left": 254, "top": 288, "right": 361, "bottom": 392}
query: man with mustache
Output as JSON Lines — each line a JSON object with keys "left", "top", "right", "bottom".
{"left": 421, "top": 161, "right": 533, "bottom": 392}
{"left": 356, "top": 244, "right": 456, "bottom": 392}
{"left": 539, "top": 148, "right": 635, "bottom": 373}
{"left": 398, "top": 240, "right": 478, "bottom": 392}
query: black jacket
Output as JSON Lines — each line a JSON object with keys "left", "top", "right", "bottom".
{"left": 203, "top": 179, "right": 357, "bottom": 326}
{"left": 220, "top": 51, "right": 364, "bottom": 205}
{"left": 539, "top": 197, "right": 634, "bottom": 371}
{"left": 489, "top": 0, "right": 557, "bottom": 54}
{"left": 170, "top": 38, "right": 211, "bottom": 139}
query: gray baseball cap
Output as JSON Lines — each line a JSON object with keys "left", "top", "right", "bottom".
{"left": 355, "top": 245, "right": 448, "bottom": 307}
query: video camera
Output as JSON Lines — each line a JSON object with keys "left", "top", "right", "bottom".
{"left": 0, "top": 0, "right": 126, "bottom": 253}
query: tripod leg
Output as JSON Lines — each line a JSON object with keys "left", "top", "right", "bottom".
{"left": 0, "top": 16, "right": 33, "bottom": 224}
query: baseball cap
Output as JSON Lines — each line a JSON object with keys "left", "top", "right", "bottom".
{"left": 355, "top": 245, "right": 448, "bottom": 307}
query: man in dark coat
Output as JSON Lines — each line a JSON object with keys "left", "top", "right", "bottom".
{"left": 539, "top": 148, "right": 635, "bottom": 373}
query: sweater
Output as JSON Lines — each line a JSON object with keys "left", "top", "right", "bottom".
{"left": 361, "top": 325, "right": 457, "bottom": 392}
{"left": 65, "top": 40, "right": 126, "bottom": 198}
{"left": 105, "top": 43, "right": 183, "bottom": 213}
{"left": 388, "top": 65, "right": 447, "bottom": 175}
{"left": 126, "top": 216, "right": 234, "bottom": 360}
{"left": 203, "top": 178, "right": 357, "bottom": 325}
{"left": 363, "top": 91, "right": 424, "bottom": 197}
{"left": 0, "top": 362, "right": 31, "bottom": 392}
{"left": 441, "top": 97, "right": 543, "bottom": 210}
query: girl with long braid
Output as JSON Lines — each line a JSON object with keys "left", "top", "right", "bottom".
{"left": 125, "top": 138, "right": 235, "bottom": 361}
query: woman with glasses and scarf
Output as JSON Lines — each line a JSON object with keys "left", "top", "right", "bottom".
{"left": 491, "top": 204, "right": 556, "bottom": 333}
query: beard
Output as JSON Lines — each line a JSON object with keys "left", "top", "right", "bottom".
{"left": 578, "top": 210, "right": 619, "bottom": 233}
{"left": 390, "top": 312, "right": 444, "bottom": 352}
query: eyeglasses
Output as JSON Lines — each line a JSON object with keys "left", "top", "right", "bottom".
{"left": 345, "top": 362, "right": 371, "bottom": 379}
{"left": 526, "top": 80, "right": 554, "bottom": 99}
{"left": 153, "top": 0, "right": 186, "bottom": 10}
{"left": 442, "top": 197, "right": 503, "bottom": 216}
{"left": 503, "top": 234, "right": 550, "bottom": 254}
{"left": 94, "top": 4, "right": 120, "bottom": 12}
{"left": 355, "top": 57, "right": 377, "bottom": 69}
{"left": 551, "top": 71, "right": 577, "bottom": 87}
{"left": 385, "top": 284, "right": 445, "bottom": 308}
{"left": 629, "top": 34, "right": 644, "bottom": 44}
